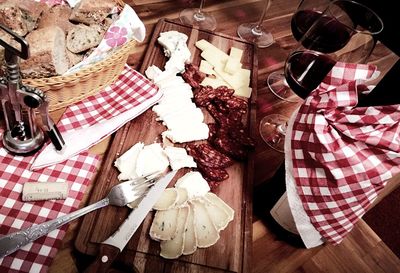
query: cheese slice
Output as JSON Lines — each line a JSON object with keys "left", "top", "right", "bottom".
{"left": 153, "top": 188, "right": 179, "bottom": 210}
{"left": 114, "top": 142, "right": 144, "bottom": 181}
{"left": 135, "top": 143, "right": 169, "bottom": 177}
{"left": 183, "top": 204, "right": 197, "bottom": 255}
{"left": 201, "top": 50, "right": 227, "bottom": 70}
{"left": 162, "top": 108, "right": 204, "bottom": 130}
{"left": 214, "top": 66, "right": 251, "bottom": 90}
{"left": 204, "top": 192, "right": 234, "bottom": 221}
{"left": 174, "top": 187, "right": 189, "bottom": 207}
{"left": 224, "top": 47, "right": 243, "bottom": 75}
{"left": 191, "top": 199, "right": 220, "bottom": 248}
{"left": 234, "top": 86, "right": 252, "bottom": 98}
{"left": 201, "top": 77, "right": 231, "bottom": 89}
{"left": 199, "top": 60, "right": 216, "bottom": 76}
{"left": 150, "top": 207, "right": 180, "bottom": 241}
{"left": 162, "top": 122, "right": 209, "bottom": 143}
{"left": 160, "top": 206, "right": 189, "bottom": 259}
{"left": 203, "top": 197, "right": 233, "bottom": 231}
{"left": 175, "top": 171, "right": 210, "bottom": 199}
{"left": 164, "top": 146, "right": 197, "bottom": 171}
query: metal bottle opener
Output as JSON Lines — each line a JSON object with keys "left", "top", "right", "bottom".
{"left": 0, "top": 24, "right": 65, "bottom": 154}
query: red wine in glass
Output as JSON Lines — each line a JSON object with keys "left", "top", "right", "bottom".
{"left": 290, "top": 10, "right": 323, "bottom": 42}
{"left": 284, "top": 51, "right": 336, "bottom": 99}
{"left": 292, "top": 11, "right": 353, "bottom": 53}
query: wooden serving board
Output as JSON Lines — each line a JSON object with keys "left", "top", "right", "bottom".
{"left": 75, "top": 19, "right": 257, "bottom": 273}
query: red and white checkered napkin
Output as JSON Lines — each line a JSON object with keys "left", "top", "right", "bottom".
{"left": 290, "top": 62, "right": 400, "bottom": 245}
{"left": 0, "top": 141, "right": 99, "bottom": 273}
{"left": 32, "top": 65, "right": 161, "bottom": 170}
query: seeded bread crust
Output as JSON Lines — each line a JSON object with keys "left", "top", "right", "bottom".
{"left": 0, "top": 2, "right": 28, "bottom": 36}
{"left": 66, "top": 24, "right": 103, "bottom": 54}
{"left": 20, "top": 26, "right": 69, "bottom": 78}
{"left": 38, "top": 5, "right": 75, "bottom": 34}
{"left": 14, "top": 0, "right": 47, "bottom": 32}
{"left": 69, "top": 0, "right": 116, "bottom": 25}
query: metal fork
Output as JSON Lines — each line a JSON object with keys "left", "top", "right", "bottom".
{"left": 0, "top": 176, "right": 157, "bottom": 258}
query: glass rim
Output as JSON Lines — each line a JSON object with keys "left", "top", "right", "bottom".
{"left": 326, "top": 0, "right": 384, "bottom": 36}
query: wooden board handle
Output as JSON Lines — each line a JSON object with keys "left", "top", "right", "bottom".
{"left": 84, "top": 244, "right": 120, "bottom": 273}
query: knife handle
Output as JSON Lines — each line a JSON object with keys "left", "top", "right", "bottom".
{"left": 85, "top": 244, "right": 120, "bottom": 273}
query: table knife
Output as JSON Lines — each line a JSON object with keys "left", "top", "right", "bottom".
{"left": 84, "top": 170, "right": 177, "bottom": 273}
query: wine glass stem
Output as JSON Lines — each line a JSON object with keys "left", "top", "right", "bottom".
{"left": 194, "top": 0, "right": 206, "bottom": 21}
{"left": 253, "top": 0, "right": 271, "bottom": 36}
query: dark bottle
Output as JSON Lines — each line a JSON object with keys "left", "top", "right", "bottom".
{"left": 254, "top": 163, "right": 305, "bottom": 247}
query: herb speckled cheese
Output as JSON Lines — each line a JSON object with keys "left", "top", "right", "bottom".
{"left": 150, "top": 207, "right": 179, "bottom": 241}
{"left": 160, "top": 206, "right": 189, "bottom": 259}
{"left": 190, "top": 199, "right": 220, "bottom": 248}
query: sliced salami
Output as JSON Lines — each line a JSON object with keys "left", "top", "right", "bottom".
{"left": 197, "top": 163, "right": 229, "bottom": 182}
{"left": 186, "top": 143, "right": 234, "bottom": 168}
{"left": 182, "top": 63, "right": 206, "bottom": 88}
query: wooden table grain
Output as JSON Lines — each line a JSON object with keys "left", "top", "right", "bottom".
{"left": 48, "top": 1, "right": 400, "bottom": 272}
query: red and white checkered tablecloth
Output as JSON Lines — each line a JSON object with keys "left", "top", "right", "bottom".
{"left": 0, "top": 64, "right": 159, "bottom": 271}
{"left": 0, "top": 143, "right": 99, "bottom": 273}
{"left": 290, "top": 62, "right": 400, "bottom": 244}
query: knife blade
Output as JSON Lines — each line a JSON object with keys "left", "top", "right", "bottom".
{"left": 84, "top": 170, "right": 177, "bottom": 273}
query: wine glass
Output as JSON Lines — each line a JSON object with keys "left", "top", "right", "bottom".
{"left": 261, "top": 0, "right": 384, "bottom": 153}
{"left": 237, "top": 0, "right": 274, "bottom": 48}
{"left": 267, "top": 0, "right": 332, "bottom": 102}
{"left": 179, "top": 0, "right": 217, "bottom": 31}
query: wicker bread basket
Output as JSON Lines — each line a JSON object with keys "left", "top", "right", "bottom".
{"left": 22, "top": 0, "right": 136, "bottom": 112}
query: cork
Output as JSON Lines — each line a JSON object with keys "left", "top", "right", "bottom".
{"left": 22, "top": 182, "right": 69, "bottom": 201}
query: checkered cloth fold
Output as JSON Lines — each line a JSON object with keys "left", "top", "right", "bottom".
{"left": 32, "top": 65, "right": 161, "bottom": 170}
{"left": 290, "top": 62, "right": 400, "bottom": 244}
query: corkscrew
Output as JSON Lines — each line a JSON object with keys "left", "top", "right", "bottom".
{"left": 0, "top": 24, "right": 65, "bottom": 154}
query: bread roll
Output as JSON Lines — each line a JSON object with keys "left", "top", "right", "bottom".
{"left": 20, "top": 26, "right": 69, "bottom": 78}
{"left": 38, "top": 5, "right": 75, "bottom": 34}
{"left": 0, "top": 2, "right": 28, "bottom": 36}
{"left": 69, "top": 0, "right": 116, "bottom": 25}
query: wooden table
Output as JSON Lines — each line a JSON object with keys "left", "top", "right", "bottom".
{"left": 47, "top": 1, "right": 400, "bottom": 272}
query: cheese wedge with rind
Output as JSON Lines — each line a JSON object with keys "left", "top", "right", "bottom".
{"left": 153, "top": 188, "right": 179, "bottom": 210}
{"left": 150, "top": 207, "right": 180, "bottom": 241}
{"left": 183, "top": 204, "right": 197, "bottom": 255}
{"left": 202, "top": 197, "right": 233, "bottom": 231}
{"left": 160, "top": 206, "right": 189, "bottom": 259}
{"left": 191, "top": 199, "right": 220, "bottom": 248}
{"left": 204, "top": 192, "right": 234, "bottom": 221}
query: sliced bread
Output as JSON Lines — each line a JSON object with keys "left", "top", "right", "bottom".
{"left": 69, "top": 0, "right": 116, "bottom": 25}
{"left": 20, "top": 26, "right": 69, "bottom": 78}
{"left": 37, "top": 5, "right": 75, "bottom": 34}
{"left": 66, "top": 24, "right": 103, "bottom": 54}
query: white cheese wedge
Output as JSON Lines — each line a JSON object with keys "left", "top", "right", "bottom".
{"left": 114, "top": 142, "right": 144, "bottom": 181}
{"left": 153, "top": 188, "right": 179, "bottom": 210}
{"left": 204, "top": 192, "right": 235, "bottom": 221}
{"left": 162, "top": 122, "right": 209, "bottom": 143}
{"left": 183, "top": 204, "right": 197, "bottom": 255}
{"left": 174, "top": 187, "right": 189, "bottom": 207}
{"left": 153, "top": 102, "right": 196, "bottom": 120}
{"left": 155, "top": 75, "right": 185, "bottom": 90}
{"left": 203, "top": 197, "right": 233, "bottom": 231}
{"left": 150, "top": 207, "right": 180, "bottom": 241}
{"left": 164, "top": 146, "right": 197, "bottom": 171}
{"left": 135, "top": 143, "right": 169, "bottom": 177}
{"left": 160, "top": 206, "right": 189, "bottom": 259}
{"left": 175, "top": 171, "right": 210, "bottom": 199}
{"left": 162, "top": 108, "right": 204, "bottom": 130}
{"left": 191, "top": 199, "right": 220, "bottom": 248}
